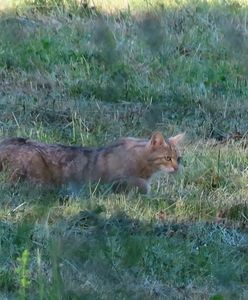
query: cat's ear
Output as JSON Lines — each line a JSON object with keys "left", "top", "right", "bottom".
{"left": 147, "top": 132, "right": 166, "bottom": 149}
{"left": 168, "top": 133, "right": 185, "bottom": 145}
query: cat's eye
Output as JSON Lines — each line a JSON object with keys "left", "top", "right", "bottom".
{"left": 177, "top": 157, "right": 182, "bottom": 163}
{"left": 164, "top": 156, "right": 171, "bottom": 161}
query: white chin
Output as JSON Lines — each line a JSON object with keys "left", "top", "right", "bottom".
{"left": 160, "top": 167, "right": 176, "bottom": 173}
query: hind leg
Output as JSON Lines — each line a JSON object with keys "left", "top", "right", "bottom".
{"left": 8, "top": 168, "right": 26, "bottom": 185}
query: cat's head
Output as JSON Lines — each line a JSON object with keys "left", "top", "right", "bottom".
{"left": 145, "top": 131, "right": 184, "bottom": 174}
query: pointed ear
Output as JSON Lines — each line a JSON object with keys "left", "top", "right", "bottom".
{"left": 147, "top": 132, "right": 166, "bottom": 149}
{"left": 168, "top": 133, "right": 185, "bottom": 146}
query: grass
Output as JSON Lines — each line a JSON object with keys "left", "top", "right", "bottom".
{"left": 0, "top": 0, "right": 248, "bottom": 299}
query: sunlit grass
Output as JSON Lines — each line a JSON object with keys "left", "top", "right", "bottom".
{"left": 2, "top": 0, "right": 248, "bottom": 14}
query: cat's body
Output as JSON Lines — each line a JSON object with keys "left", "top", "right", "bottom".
{"left": 0, "top": 132, "right": 184, "bottom": 193}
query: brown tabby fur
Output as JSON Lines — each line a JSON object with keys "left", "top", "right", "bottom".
{"left": 0, "top": 132, "right": 184, "bottom": 193}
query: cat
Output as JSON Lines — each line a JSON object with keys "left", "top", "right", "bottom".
{"left": 0, "top": 131, "right": 184, "bottom": 193}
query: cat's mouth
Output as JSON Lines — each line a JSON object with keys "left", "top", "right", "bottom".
{"left": 160, "top": 166, "right": 178, "bottom": 173}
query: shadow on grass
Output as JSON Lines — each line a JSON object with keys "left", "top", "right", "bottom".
{"left": 41, "top": 207, "right": 248, "bottom": 299}
{"left": 0, "top": 182, "right": 248, "bottom": 298}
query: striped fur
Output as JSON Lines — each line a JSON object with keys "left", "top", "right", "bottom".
{"left": 0, "top": 132, "right": 184, "bottom": 193}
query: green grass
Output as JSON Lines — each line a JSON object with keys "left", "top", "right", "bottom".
{"left": 0, "top": 0, "right": 248, "bottom": 299}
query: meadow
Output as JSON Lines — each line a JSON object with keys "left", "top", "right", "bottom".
{"left": 0, "top": 0, "right": 248, "bottom": 299}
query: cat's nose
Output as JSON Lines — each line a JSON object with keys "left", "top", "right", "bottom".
{"left": 166, "top": 166, "right": 178, "bottom": 173}
{"left": 172, "top": 161, "right": 179, "bottom": 172}
{"left": 173, "top": 164, "right": 178, "bottom": 172}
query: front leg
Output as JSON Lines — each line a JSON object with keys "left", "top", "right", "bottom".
{"left": 113, "top": 177, "right": 150, "bottom": 194}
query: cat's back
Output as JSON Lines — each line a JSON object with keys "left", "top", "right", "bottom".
{"left": 0, "top": 137, "right": 32, "bottom": 158}
{"left": 0, "top": 137, "right": 85, "bottom": 165}
{"left": 112, "top": 136, "right": 147, "bottom": 151}
{"left": 0, "top": 137, "right": 82, "bottom": 151}
{"left": 0, "top": 137, "right": 28, "bottom": 147}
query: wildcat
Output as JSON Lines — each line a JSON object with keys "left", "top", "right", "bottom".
{"left": 0, "top": 132, "right": 184, "bottom": 193}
